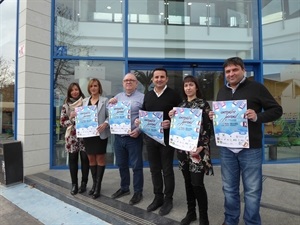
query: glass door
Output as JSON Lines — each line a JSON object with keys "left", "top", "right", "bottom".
{"left": 129, "top": 65, "right": 226, "bottom": 163}
{"left": 194, "top": 69, "right": 225, "bottom": 161}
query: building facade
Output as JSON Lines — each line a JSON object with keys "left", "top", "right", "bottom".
{"left": 0, "top": 0, "right": 299, "bottom": 175}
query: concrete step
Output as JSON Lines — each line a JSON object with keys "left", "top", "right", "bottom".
{"left": 24, "top": 173, "right": 180, "bottom": 225}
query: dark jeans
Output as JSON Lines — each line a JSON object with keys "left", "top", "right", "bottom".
{"left": 145, "top": 136, "right": 175, "bottom": 200}
{"left": 114, "top": 134, "right": 144, "bottom": 193}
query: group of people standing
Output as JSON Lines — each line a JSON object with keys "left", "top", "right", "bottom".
{"left": 60, "top": 57, "right": 282, "bottom": 225}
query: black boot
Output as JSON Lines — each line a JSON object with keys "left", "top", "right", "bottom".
{"left": 193, "top": 185, "right": 209, "bottom": 225}
{"left": 70, "top": 184, "right": 78, "bottom": 195}
{"left": 92, "top": 165, "right": 105, "bottom": 199}
{"left": 181, "top": 168, "right": 197, "bottom": 225}
{"left": 78, "top": 181, "right": 87, "bottom": 193}
{"left": 181, "top": 211, "right": 197, "bottom": 225}
{"left": 78, "top": 151, "right": 89, "bottom": 193}
{"left": 88, "top": 165, "right": 97, "bottom": 195}
{"left": 69, "top": 152, "right": 78, "bottom": 195}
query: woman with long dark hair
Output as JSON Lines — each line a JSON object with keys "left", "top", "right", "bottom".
{"left": 60, "top": 82, "right": 89, "bottom": 195}
{"left": 169, "top": 75, "right": 213, "bottom": 225}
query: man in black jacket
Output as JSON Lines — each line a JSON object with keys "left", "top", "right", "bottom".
{"left": 209, "top": 57, "right": 282, "bottom": 225}
{"left": 141, "top": 68, "right": 182, "bottom": 216}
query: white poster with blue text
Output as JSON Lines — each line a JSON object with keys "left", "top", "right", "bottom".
{"left": 75, "top": 105, "right": 98, "bottom": 138}
{"left": 139, "top": 110, "right": 165, "bottom": 146}
{"left": 169, "top": 107, "right": 203, "bottom": 151}
{"left": 108, "top": 101, "right": 131, "bottom": 134}
{"left": 212, "top": 100, "right": 249, "bottom": 148}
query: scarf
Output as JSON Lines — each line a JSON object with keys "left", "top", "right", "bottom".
{"left": 65, "top": 97, "right": 83, "bottom": 138}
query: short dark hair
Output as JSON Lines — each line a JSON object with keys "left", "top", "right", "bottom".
{"left": 152, "top": 68, "right": 168, "bottom": 77}
{"left": 223, "top": 57, "right": 245, "bottom": 70}
{"left": 182, "top": 75, "right": 203, "bottom": 99}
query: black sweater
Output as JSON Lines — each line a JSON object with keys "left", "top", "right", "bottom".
{"left": 142, "top": 87, "right": 182, "bottom": 144}
{"left": 217, "top": 78, "right": 283, "bottom": 148}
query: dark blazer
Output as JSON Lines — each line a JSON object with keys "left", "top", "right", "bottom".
{"left": 82, "top": 96, "right": 110, "bottom": 139}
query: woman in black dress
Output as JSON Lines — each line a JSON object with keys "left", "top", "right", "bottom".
{"left": 82, "top": 78, "right": 110, "bottom": 199}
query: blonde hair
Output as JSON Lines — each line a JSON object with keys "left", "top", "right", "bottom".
{"left": 87, "top": 78, "right": 103, "bottom": 95}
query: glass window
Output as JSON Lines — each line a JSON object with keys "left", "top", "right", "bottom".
{"left": 0, "top": 0, "right": 17, "bottom": 140}
{"left": 263, "top": 64, "right": 300, "bottom": 161}
{"left": 53, "top": 59, "right": 124, "bottom": 166}
{"left": 54, "top": 0, "right": 123, "bottom": 57}
{"left": 262, "top": 0, "right": 300, "bottom": 60}
{"left": 128, "top": 0, "right": 256, "bottom": 59}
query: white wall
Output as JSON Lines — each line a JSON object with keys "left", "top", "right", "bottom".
{"left": 17, "top": 0, "right": 51, "bottom": 175}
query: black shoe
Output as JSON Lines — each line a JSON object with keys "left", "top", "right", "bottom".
{"left": 78, "top": 182, "right": 87, "bottom": 193}
{"left": 159, "top": 200, "right": 173, "bottom": 216}
{"left": 70, "top": 184, "right": 78, "bottom": 195}
{"left": 180, "top": 211, "right": 197, "bottom": 225}
{"left": 92, "top": 192, "right": 100, "bottom": 199}
{"left": 129, "top": 192, "right": 143, "bottom": 205}
{"left": 111, "top": 189, "right": 130, "bottom": 199}
{"left": 146, "top": 197, "right": 164, "bottom": 212}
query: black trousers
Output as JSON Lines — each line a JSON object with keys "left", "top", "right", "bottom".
{"left": 145, "top": 136, "right": 175, "bottom": 200}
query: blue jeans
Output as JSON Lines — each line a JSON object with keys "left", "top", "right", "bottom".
{"left": 114, "top": 135, "right": 144, "bottom": 193}
{"left": 220, "top": 147, "right": 262, "bottom": 225}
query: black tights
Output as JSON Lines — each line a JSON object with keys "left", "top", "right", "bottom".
{"left": 69, "top": 151, "right": 89, "bottom": 184}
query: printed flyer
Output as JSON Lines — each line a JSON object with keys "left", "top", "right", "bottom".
{"left": 108, "top": 101, "right": 131, "bottom": 134}
{"left": 139, "top": 110, "right": 165, "bottom": 146}
{"left": 75, "top": 105, "right": 98, "bottom": 138}
{"left": 212, "top": 100, "right": 249, "bottom": 148}
{"left": 169, "top": 107, "right": 203, "bottom": 151}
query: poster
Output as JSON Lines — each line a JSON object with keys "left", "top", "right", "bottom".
{"left": 75, "top": 105, "right": 98, "bottom": 138}
{"left": 169, "top": 107, "right": 203, "bottom": 151}
{"left": 212, "top": 100, "right": 249, "bottom": 148}
{"left": 139, "top": 110, "right": 165, "bottom": 146}
{"left": 108, "top": 101, "right": 131, "bottom": 134}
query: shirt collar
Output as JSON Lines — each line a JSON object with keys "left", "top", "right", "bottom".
{"left": 125, "top": 89, "right": 136, "bottom": 97}
{"left": 226, "top": 76, "right": 246, "bottom": 93}
{"left": 154, "top": 85, "right": 167, "bottom": 97}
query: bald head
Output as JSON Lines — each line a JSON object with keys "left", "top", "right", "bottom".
{"left": 123, "top": 73, "right": 138, "bottom": 94}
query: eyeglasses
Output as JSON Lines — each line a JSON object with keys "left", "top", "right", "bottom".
{"left": 123, "top": 79, "right": 136, "bottom": 83}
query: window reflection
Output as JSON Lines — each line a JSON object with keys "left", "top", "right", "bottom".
{"left": 54, "top": 60, "right": 124, "bottom": 166}
{"left": 0, "top": 0, "right": 16, "bottom": 140}
{"left": 262, "top": 0, "right": 300, "bottom": 60}
{"left": 263, "top": 64, "right": 300, "bottom": 161}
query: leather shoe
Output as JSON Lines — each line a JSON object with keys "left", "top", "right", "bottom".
{"left": 180, "top": 211, "right": 197, "bottom": 225}
{"left": 159, "top": 200, "right": 173, "bottom": 216}
{"left": 129, "top": 192, "right": 143, "bottom": 205}
{"left": 70, "top": 184, "right": 78, "bottom": 195}
{"left": 147, "top": 197, "right": 164, "bottom": 212}
{"left": 111, "top": 189, "right": 130, "bottom": 199}
{"left": 78, "top": 182, "right": 87, "bottom": 193}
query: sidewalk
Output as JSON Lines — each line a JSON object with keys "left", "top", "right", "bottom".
{"left": 0, "top": 183, "right": 109, "bottom": 225}
{"left": 0, "top": 195, "right": 43, "bottom": 225}
{"left": 1, "top": 163, "right": 300, "bottom": 225}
